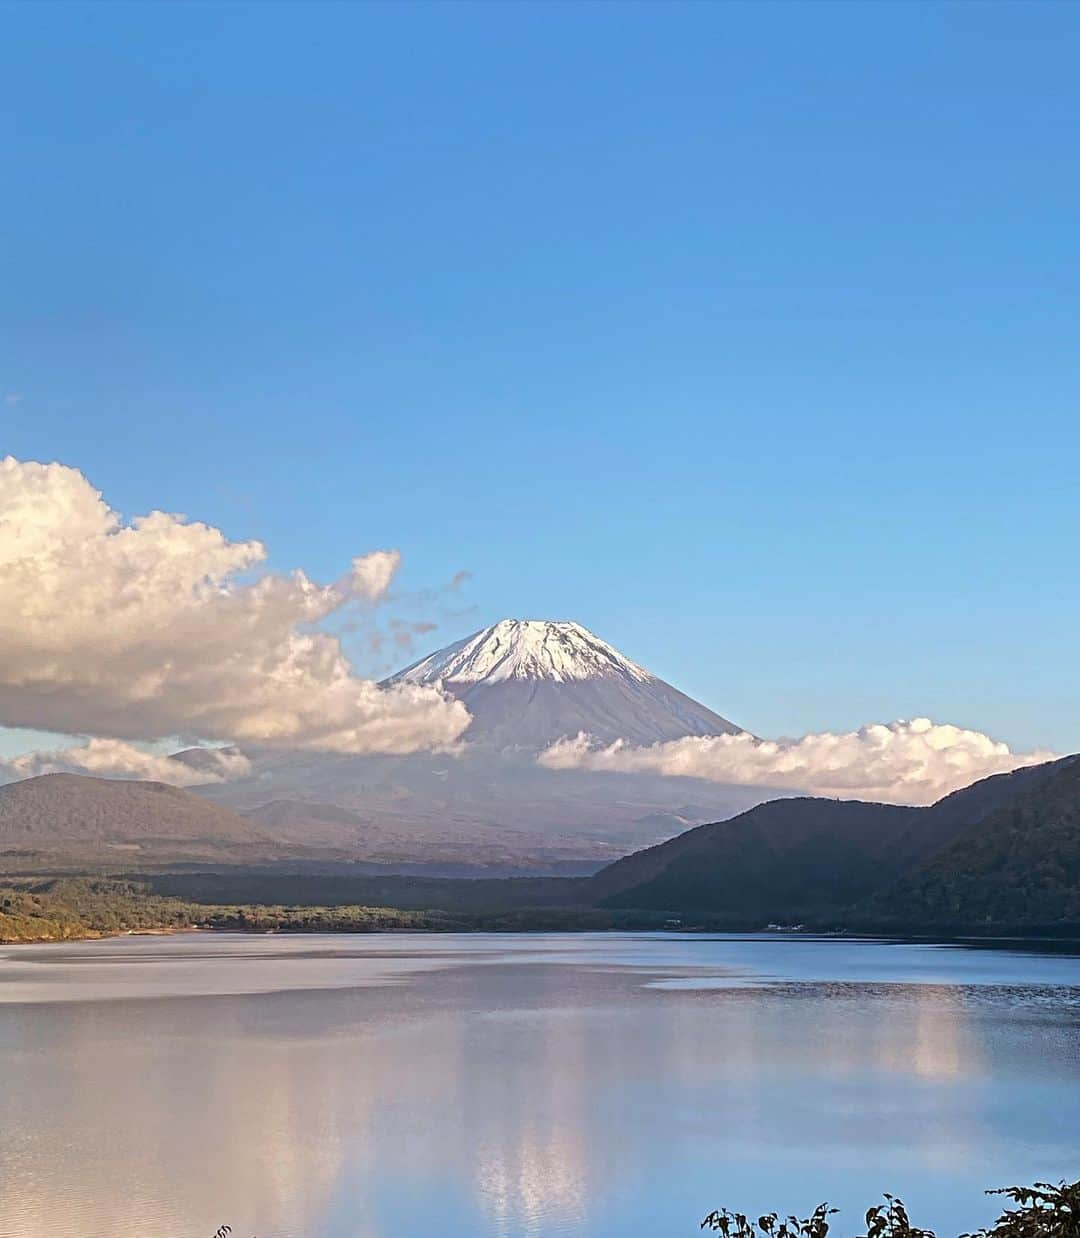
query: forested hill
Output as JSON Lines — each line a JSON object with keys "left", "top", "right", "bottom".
{"left": 587, "top": 755, "right": 1080, "bottom": 927}
{"left": 865, "top": 755, "right": 1080, "bottom": 926}
{"left": 589, "top": 798, "right": 913, "bottom": 918}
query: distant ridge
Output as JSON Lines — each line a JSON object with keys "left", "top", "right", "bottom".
{"left": 0, "top": 773, "right": 274, "bottom": 871}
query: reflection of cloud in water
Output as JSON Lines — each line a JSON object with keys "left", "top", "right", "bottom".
{"left": 0, "top": 997, "right": 360, "bottom": 1238}
{"left": 476, "top": 1128, "right": 588, "bottom": 1236}
{"left": 657, "top": 981, "right": 980, "bottom": 1084}
{"left": 464, "top": 1003, "right": 591, "bottom": 1234}
{"left": 878, "top": 984, "right": 974, "bottom": 1081}
{"left": 1, "top": 936, "right": 1077, "bottom": 1238}
{"left": 645, "top": 979, "right": 985, "bottom": 1178}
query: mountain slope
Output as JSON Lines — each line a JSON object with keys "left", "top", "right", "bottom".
{"left": 241, "top": 799, "right": 375, "bottom": 849}
{"left": 867, "top": 755, "right": 1080, "bottom": 925}
{"left": 589, "top": 756, "right": 1074, "bottom": 920}
{"left": 0, "top": 773, "right": 274, "bottom": 870}
{"left": 383, "top": 619, "right": 741, "bottom": 749}
{"left": 592, "top": 798, "right": 914, "bottom": 916}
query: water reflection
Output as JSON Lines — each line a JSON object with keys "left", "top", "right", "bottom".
{"left": 0, "top": 934, "right": 1078, "bottom": 1238}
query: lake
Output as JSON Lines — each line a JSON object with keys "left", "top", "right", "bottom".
{"left": 0, "top": 932, "right": 1078, "bottom": 1238}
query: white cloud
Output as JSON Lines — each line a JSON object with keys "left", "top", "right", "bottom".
{"left": 0, "top": 738, "right": 251, "bottom": 787}
{"left": 538, "top": 718, "right": 1056, "bottom": 805}
{"left": 351, "top": 549, "right": 401, "bottom": 601}
{"left": 0, "top": 457, "right": 469, "bottom": 754}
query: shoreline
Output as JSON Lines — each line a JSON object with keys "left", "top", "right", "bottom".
{"left": 5, "top": 920, "right": 1080, "bottom": 950}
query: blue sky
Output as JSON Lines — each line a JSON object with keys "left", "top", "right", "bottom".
{"left": 2, "top": 1, "right": 1078, "bottom": 754}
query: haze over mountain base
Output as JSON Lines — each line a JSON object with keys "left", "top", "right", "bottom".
{"left": 197, "top": 747, "right": 774, "bottom": 873}
{"left": 190, "top": 620, "right": 762, "bottom": 870}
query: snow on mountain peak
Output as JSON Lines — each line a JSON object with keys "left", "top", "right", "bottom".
{"left": 388, "top": 619, "right": 655, "bottom": 687}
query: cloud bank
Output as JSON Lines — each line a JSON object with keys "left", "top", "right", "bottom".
{"left": 0, "top": 457, "right": 469, "bottom": 754}
{"left": 539, "top": 718, "right": 1055, "bottom": 805}
{"left": 0, "top": 739, "right": 252, "bottom": 788}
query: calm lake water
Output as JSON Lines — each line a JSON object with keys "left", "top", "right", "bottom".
{"left": 1, "top": 932, "right": 1078, "bottom": 1238}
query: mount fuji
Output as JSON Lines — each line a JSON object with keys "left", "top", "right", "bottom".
{"left": 384, "top": 619, "right": 742, "bottom": 749}
{"left": 196, "top": 620, "right": 772, "bottom": 872}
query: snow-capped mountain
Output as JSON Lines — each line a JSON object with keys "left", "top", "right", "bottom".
{"left": 383, "top": 619, "right": 741, "bottom": 749}
{"left": 198, "top": 619, "right": 763, "bottom": 872}
{"left": 391, "top": 619, "right": 654, "bottom": 686}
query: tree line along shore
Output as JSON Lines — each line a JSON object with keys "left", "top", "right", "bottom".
{"left": 4, "top": 873, "right": 1080, "bottom": 946}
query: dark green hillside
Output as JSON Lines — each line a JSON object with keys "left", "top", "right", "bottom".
{"left": 878, "top": 757, "right": 1076, "bottom": 870}
{"left": 867, "top": 756, "right": 1080, "bottom": 926}
{"left": 592, "top": 798, "right": 913, "bottom": 919}
{"left": 588, "top": 756, "right": 1077, "bottom": 925}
